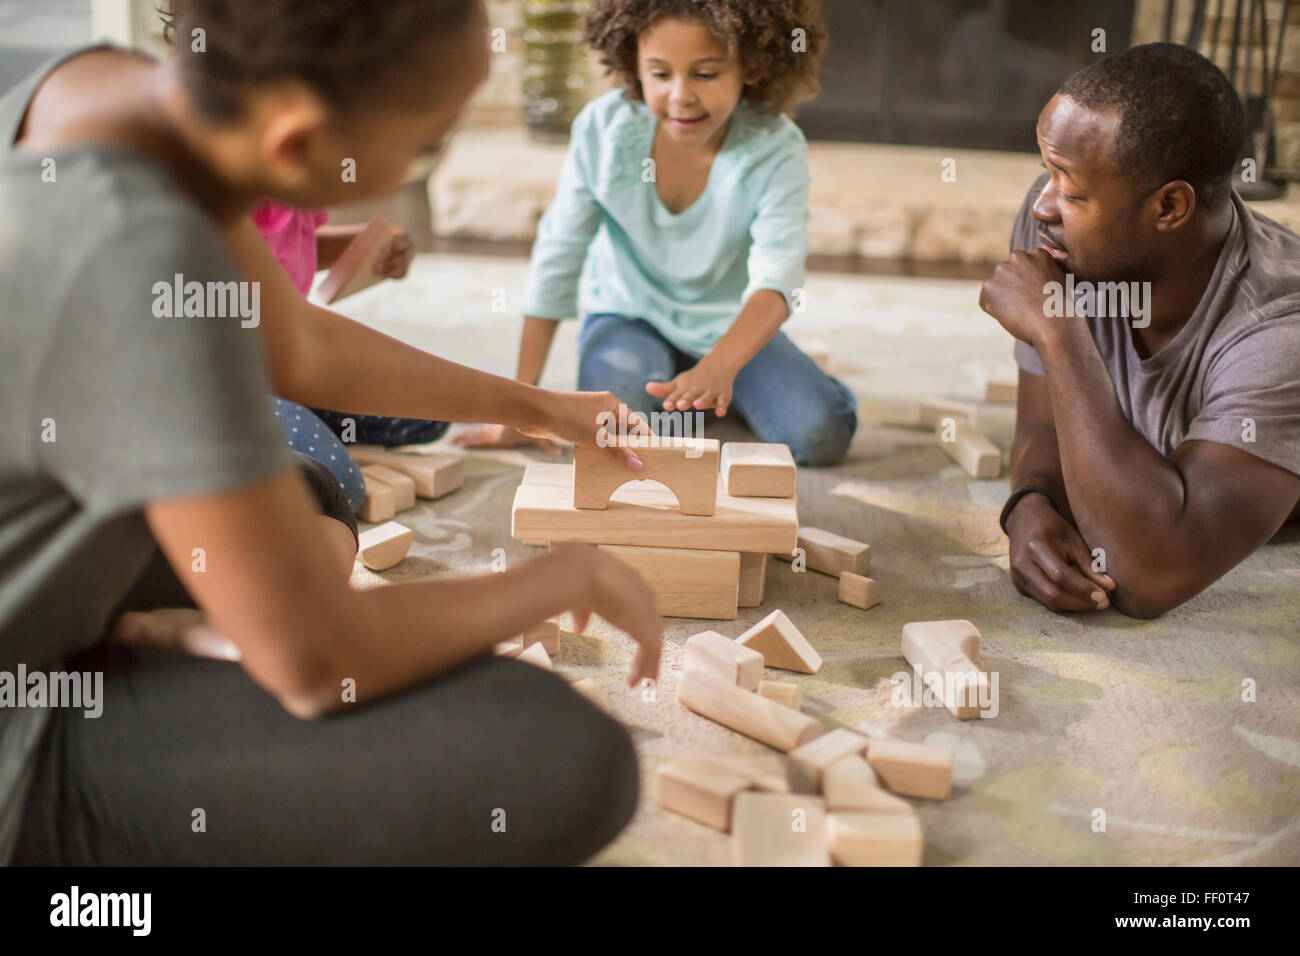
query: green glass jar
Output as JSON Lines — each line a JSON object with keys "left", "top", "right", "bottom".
{"left": 521, "top": 0, "right": 591, "bottom": 140}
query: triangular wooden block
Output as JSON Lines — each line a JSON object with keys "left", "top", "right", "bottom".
{"left": 737, "top": 609, "right": 822, "bottom": 674}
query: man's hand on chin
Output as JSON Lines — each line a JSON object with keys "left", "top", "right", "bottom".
{"left": 978, "top": 248, "right": 1068, "bottom": 348}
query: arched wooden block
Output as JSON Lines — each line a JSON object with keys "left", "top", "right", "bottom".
{"left": 573, "top": 437, "right": 719, "bottom": 516}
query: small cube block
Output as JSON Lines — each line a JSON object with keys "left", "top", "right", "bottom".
{"left": 684, "top": 630, "right": 765, "bottom": 691}
{"left": 720, "top": 442, "right": 796, "bottom": 498}
{"left": 731, "top": 792, "right": 829, "bottom": 867}
{"left": 787, "top": 728, "right": 871, "bottom": 794}
{"left": 757, "top": 680, "right": 802, "bottom": 710}
{"left": 866, "top": 738, "right": 954, "bottom": 800}
{"left": 822, "top": 756, "right": 912, "bottom": 813}
{"left": 838, "top": 572, "right": 881, "bottom": 610}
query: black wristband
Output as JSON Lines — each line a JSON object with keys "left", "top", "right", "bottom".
{"left": 999, "top": 485, "right": 1057, "bottom": 535}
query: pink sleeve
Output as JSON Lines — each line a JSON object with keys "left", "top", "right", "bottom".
{"left": 250, "top": 201, "right": 330, "bottom": 296}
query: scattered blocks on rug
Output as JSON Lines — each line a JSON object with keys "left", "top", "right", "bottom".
{"left": 901, "top": 619, "right": 990, "bottom": 719}
{"left": 677, "top": 669, "right": 824, "bottom": 752}
{"left": 720, "top": 442, "right": 796, "bottom": 498}
{"left": 935, "top": 418, "right": 1001, "bottom": 479}
{"left": 826, "top": 810, "right": 923, "bottom": 867}
{"left": 657, "top": 756, "right": 755, "bottom": 832}
{"left": 357, "top": 521, "right": 412, "bottom": 570}
{"left": 684, "top": 630, "right": 765, "bottom": 691}
{"left": 787, "top": 728, "right": 871, "bottom": 794}
{"left": 757, "top": 680, "right": 802, "bottom": 711}
{"left": 736, "top": 609, "right": 823, "bottom": 674}
{"left": 866, "top": 737, "right": 954, "bottom": 800}
{"left": 731, "top": 792, "right": 830, "bottom": 867}
{"left": 351, "top": 445, "right": 465, "bottom": 499}
{"left": 838, "top": 571, "right": 882, "bottom": 610}
{"left": 574, "top": 436, "right": 720, "bottom": 516}
{"left": 776, "top": 526, "right": 871, "bottom": 577}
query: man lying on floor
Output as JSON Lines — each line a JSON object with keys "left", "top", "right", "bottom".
{"left": 980, "top": 42, "right": 1300, "bottom": 618}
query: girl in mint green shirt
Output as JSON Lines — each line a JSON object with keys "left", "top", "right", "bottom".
{"left": 459, "top": 0, "right": 857, "bottom": 465}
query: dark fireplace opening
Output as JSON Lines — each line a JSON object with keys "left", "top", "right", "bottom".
{"left": 798, "top": 0, "right": 1136, "bottom": 151}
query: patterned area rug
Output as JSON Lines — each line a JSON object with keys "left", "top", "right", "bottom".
{"left": 336, "top": 255, "right": 1300, "bottom": 866}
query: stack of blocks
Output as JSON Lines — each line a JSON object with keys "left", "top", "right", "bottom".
{"left": 511, "top": 438, "right": 802, "bottom": 620}
{"left": 349, "top": 445, "right": 465, "bottom": 571}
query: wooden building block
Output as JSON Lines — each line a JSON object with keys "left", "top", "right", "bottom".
{"left": 758, "top": 680, "right": 802, "bottom": 710}
{"left": 866, "top": 738, "right": 954, "bottom": 800}
{"left": 677, "top": 669, "right": 824, "bottom": 752}
{"left": 720, "top": 443, "right": 796, "bottom": 498}
{"left": 522, "top": 619, "right": 561, "bottom": 655}
{"left": 738, "top": 552, "right": 768, "bottom": 608}
{"left": 919, "top": 398, "right": 979, "bottom": 428}
{"left": 716, "top": 755, "right": 791, "bottom": 793}
{"left": 494, "top": 639, "right": 523, "bottom": 658}
{"left": 737, "top": 610, "right": 822, "bottom": 674}
{"left": 657, "top": 757, "right": 754, "bottom": 831}
{"left": 317, "top": 214, "right": 399, "bottom": 304}
{"left": 359, "top": 464, "right": 415, "bottom": 511}
{"left": 787, "top": 728, "right": 870, "bottom": 793}
{"left": 512, "top": 463, "right": 798, "bottom": 554}
{"left": 356, "top": 472, "right": 396, "bottom": 523}
{"left": 350, "top": 446, "right": 464, "bottom": 499}
{"left": 574, "top": 436, "right": 720, "bottom": 516}
{"left": 684, "top": 631, "right": 764, "bottom": 690}
{"left": 838, "top": 572, "right": 881, "bottom": 610}
{"left": 983, "top": 376, "right": 1018, "bottom": 404}
{"left": 826, "top": 811, "right": 923, "bottom": 867}
{"left": 905, "top": 618, "right": 980, "bottom": 662}
{"left": 901, "top": 619, "right": 989, "bottom": 719}
{"left": 599, "top": 545, "right": 739, "bottom": 620}
{"left": 935, "top": 419, "right": 1000, "bottom": 479}
{"left": 731, "top": 793, "right": 829, "bottom": 867}
{"left": 822, "top": 756, "right": 912, "bottom": 814}
{"left": 776, "top": 527, "right": 871, "bottom": 577}
{"left": 357, "top": 521, "right": 412, "bottom": 570}
{"left": 517, "top": 641, "right": 553, "bottom": 670}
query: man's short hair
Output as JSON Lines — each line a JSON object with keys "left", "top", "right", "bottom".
{"left": 1059, "top": 42, "right": 1245, "bottom": 210}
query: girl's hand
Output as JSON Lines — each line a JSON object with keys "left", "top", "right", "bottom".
{"left": 374, "top": 230, "right": 415, "bottom": 280}
{"left": 517, "top": 389, "right": 652, "bottom": 470}
{"left": 645, "top": 358, "right": 737, "bottom": 416}
{"left": 553, "top": 543, "right": 662, "bottom": 687}
{"left": 454, "top": 423, "right": 563, "bottom": 457}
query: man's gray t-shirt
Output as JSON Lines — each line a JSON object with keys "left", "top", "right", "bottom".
{"left": 1012, "top": 174, "right": 1300, "bottom": 479}
{"left": 0, "top": 49, "right": 293, "bottom": 861}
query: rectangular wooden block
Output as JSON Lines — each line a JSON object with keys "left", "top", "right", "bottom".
{"left": 599, "top": 545, "right": 739, "bottom": 620}
{"left": 905, "top": 618, "right": 980, "bottom": 661}
{"left": 513, "top": 463, "right": 798, "bottom": 554}
{"left": 684, "top": 630, "right": 764, "bottom": 690}
{"left": 826, "top": 811, "right": 923, "bottom": 866}
{"left": 738, "top": 552, "right": 767, "bottom": 608}
{"left": 935, "top": 420, "right": 1000, "bottom": 479}
{"left": 731, "top": 793, "right": 829, "bottom": 867}
{"left": 737, "top": 609, "right": 822, "bottom": 674}
{"left": 776, "top": 527, "right": 871, "bottom": 577}
{"left": 357, "top": 520, "right": 411, "bottom": 570}
{"left": 866, "top": 738, "right": 954, "bottom": 800}
{"left": 720, "top": 442, "right": 796, "bottom": 498}
{"left": 350, "top": 445, "right": 465, "bottom": 499}
{"left": 574, "top": 436, "right": 719, "bottom": 516}
{"left": 838, "top": 571, "right": 881, "bottom": 610}
{"left": 758, "top": 680, "right": 802, "bottom": 711}
{"left": 983, "top": 376, "right": 1018, "bottom": 404}
{"left": 359, "top": 464, "right": 415, "bottom": 511}
{"left": 901, "top": 619, "right": 988, "bottom": 719}
{"left": 522, "top": 619, "right": 561, "bottom": 655}
{"left": 317, "top": 214, "right": 398, "bottom": 304}
{"left": 356, "top": 472, "right": 396, "bottom": 523}
{"left": 677, "top": 669, "right": 824, "bottom": 753}
{"left": 822, "top": 756, "right": 912, "bottom": 814}
{"left": 658, "top": 757, "right": 754, "bottom": 832}
{"left": 715, "top": 755, "right": 791, "bottom": 793}
{"left": 919, "top": 398, "right": 979, "bottom": 427}
{"left": 787, "top": 728, "right": 870, "bottom": 794}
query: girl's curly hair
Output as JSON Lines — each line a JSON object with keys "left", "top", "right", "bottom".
{"left": 585, "top": 0, "right": 827, "bottom": 116}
